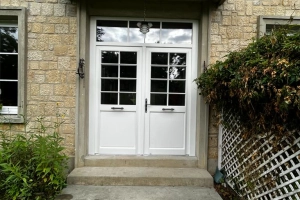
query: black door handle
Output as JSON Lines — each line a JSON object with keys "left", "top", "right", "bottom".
{"left": 162, "top": 108, "right": 175, "bottom": 111}
{"left": 111, "top": 107, "right": 124, "bottom": 110}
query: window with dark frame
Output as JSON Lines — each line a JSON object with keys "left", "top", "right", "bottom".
{"left": 0, "top": 22, "right": 19, "bottom": 114}
{"left": 0, "top": 8, "right": 26, "bottom": 123}
{"left": 258, "top": 16, "right": 300, "bottom": 36}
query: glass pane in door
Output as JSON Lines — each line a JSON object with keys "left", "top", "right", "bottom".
{"left": 151, "top": 53, "right": 168, "bottom": 64}
{"left": 120, "top": 93, "right": 136, "bottom": 105}
{"left": 169, "top": 94, "right": 185, "bottom": 106}
{"left": 120, "top": 66, "right": 136, "bottom": 78}
{"left": 169, "top": 81, "right": 185, "bottom": 93}
{"left": 150, "top": 52, "right": 186, "bottom": 106}
{"left": 169, "top": 53, "right": 186, "bottom": 65}
{"left": 101, "top": 79, "right": 118, "bottom": 91}
{"left": 120, "top": 80, "right": 136, "bottom": 92}
{"left": 151, "top": 94, "right": 167, "bottom": 105}
{"left": 151, "top": 67, "right": 167, "bottom": 78}
{"left": 101, "top": 50, "right": 137, "bottom": 105}
{"left": 169, "top": 67, "right": 186, "bottom": 79}
{"left": 101, "top": 93, "right": 118, "bottom": 104}
{"left": 102, "top": 51, "right": 119, "bottom": 63}
{"left": 120, "top": 52, "right": 137, "bottom": 64}
{"left": 101, "top": 65, "right": 118, "bottom": 77}
{"left": 151, "top": 80, "right": 167, "bottom": 92}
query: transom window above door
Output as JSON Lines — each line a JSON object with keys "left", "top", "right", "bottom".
{"left": 96, "top": 20, "right": 193, "bottom": 44}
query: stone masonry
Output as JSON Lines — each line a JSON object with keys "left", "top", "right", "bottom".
{"left": 2, "top": 0, "right": 299, "bottom": 172}
{"left": 208, "top": 0, "right": 300, "bottom": 170}
{"left": 0, "top": 0, "right": 77, "bottom": 156}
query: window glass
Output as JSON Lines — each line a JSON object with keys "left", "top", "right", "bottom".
{"left": 0, "top": 26, "right": 18, "bottom": 53}
{"left": 0, "top": 25, "right": 18, "bottom": 108}
{"left": 102, "top": 51, "right": 119, "bottom": 63}
{"left": 97, "top": 20, "right": 128, "bottom": 42}
{"left": 151, "top": 53, "right": 168, "bottom": 65}
{"left": 161, "top": 22, "right": 192, "bottom": 44}
{"left": 259, "top": 17, "right": 300, "bottom": 37}
{"left": 120, "top": 51, "right": 137, "bottom": 64}
{"left": 129, "top": 21, "right": 145, "bottom": 43}
{"left": 0, "top": 8, "right": 26, "bottom": 121}
{"left": 150, "top": 52, "right": 186, "bottom": 106}
{"left": 266, "top": 24, "right": 300, "bottom": 35}
{"left": 144, "top": 22, "right": 160, "bottom": 43}
{"left": 0, "top": 55, "right": 18, "bottom": 79}
{"left": 0, "top": 81, "right": 17, "bottom": 106}
{"left": 100, "top": 51, "right": 137, "bottom": 105}
{"left": 120, "top": 93, "right": 136, "bottom": 105}
{"left": 96, "top": 20, "right": 193, "bottom": 44}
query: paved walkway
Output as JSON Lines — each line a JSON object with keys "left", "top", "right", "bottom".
{"left": 56, "top": 185, "right": 222, "bottom": 200}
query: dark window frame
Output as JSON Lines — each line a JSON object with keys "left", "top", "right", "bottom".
{"left": 258, "top": 16, "right": 300, "bottom": 37}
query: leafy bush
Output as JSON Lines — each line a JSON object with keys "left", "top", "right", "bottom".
{"left": 195, "top": 26, "right": 300, "bottom": 139}
{"left": 0, "top": 117, "right": 68, "bottom": 200}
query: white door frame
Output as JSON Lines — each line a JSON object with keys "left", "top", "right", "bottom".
{"left": 144, "top": 47, "right": 191, "bottom": 155}
{"left": 89, "top": 17, "right": 198, "bottom": 156}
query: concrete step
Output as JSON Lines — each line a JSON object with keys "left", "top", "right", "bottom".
{"left": 84, "top": 155, "right": 198, "bottom": 168}
{"left": 67, "top": 167, "right": 213, "bottom": 187}
{"left": 56, "top": 185, "right": 222, "bottom": 200}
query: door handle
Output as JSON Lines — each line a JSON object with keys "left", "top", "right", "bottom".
{"left": 111, "top": 107, "right": 124, "bottom": 110}
{"left": 145, "top": 98, "right": 150, "bottom": 113}
{"left": 162, "top": 108, "right": 175, "bottom": 111}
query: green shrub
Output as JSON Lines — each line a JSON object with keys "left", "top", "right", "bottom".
{"left": 195, "top": 26, "right": 300, "bottom": 140}
{"left": 0, "top": 117, "right": 68, "bottom": 200}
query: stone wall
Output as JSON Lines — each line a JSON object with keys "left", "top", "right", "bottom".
{"left": 0, "top": 0, "right": 77, "bottom": 157}
{"left": 207, "top": 0, "right": 300, "bottom": 173}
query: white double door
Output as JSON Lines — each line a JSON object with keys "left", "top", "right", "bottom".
{"left": 90, "top": 46, "right": 192, "bottom": 155}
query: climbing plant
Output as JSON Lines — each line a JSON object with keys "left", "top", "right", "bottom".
{"left": 195, "top": 25, "right": 300, "bottom": 141}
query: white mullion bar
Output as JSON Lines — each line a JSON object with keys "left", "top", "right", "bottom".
{"left": 159, "top": 22, "right": 162, "bottom": 43}
{"left": 167, "top": 53, "right": 170, "bottom": 106}
{"left": 0, "top": 79, "right": 18, "bottom": 82}
{"left": 0, "top": 52, "right": 18, "bottom": 55}
{"left": 127, "top": 21, "right": 129, "bottom": 43}
{"left": 118, "top": 51, "right": 121, "bottom": 105}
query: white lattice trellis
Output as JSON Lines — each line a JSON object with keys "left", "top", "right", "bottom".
{"left": 219, "top": 111, "right": 300, "bottom": 200}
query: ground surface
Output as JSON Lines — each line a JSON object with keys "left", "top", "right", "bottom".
{"left": 56, "top": 185, "right": 222, "bottom": 200}
{"left": 214, "top": 183, "right": 242, "bottom": 200}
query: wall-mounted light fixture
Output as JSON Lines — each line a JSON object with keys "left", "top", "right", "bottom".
{"left": 137, "top": 0, "right": 152, "bottom": 34}
{"left": 76, "top": 58, "right": 85, "bottom": 79}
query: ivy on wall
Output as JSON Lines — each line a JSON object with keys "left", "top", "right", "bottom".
{"left": 195, "top": 26, "right": 300, "bottom": 140}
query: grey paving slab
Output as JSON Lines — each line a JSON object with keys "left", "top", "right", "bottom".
{"left": 56, "top": 185, "right": 222, "bottom": 200}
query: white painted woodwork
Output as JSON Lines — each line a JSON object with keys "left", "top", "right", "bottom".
{"left": 99, "top": 111, "right": 137, "bottom": 154}
{"left": 144, "top": 48, "right": 191, "bottom": 155}
{"left": 89, "top": 17, "right": 198, "bottom": 156}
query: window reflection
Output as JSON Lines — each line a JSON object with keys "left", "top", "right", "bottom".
{"left": 0, "top": 81, "right": 17, "bottom": 106}
{"left": 0, "top": 27, "right": 18, "bottom": 53}
{"left": 144, "top": 22, "right": 160, "bottom": 43}
{"left": 0, "top": 55, "right": 18, "bottom": 79}
{"left": 170, "top": 53, "right": 186, "bottom": 65}
{"left": 169, "top": 53, "right": 186, "bottom": 80}
{"left": 266, "top": 24, "right": 300, "bottom": 35}
{"left": 129, "top": 21, "right": 144, "bottom": 43}
{"left": 161, "top": 22, "right": 192, "bottom": 44}
{"left": 97, "top": 20, "right": 128, "bottom": 42}
{"left": 0, "top": 25, "right": 18, "bottom": 108}
{"left": 102, "top": 51, "right": 119, "bottom": 63}
{"left": 96, "top": 20, "right": 193, "bottom": 44}
{"left": 150, "top": 52, "right": 187, "bottom": 106}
